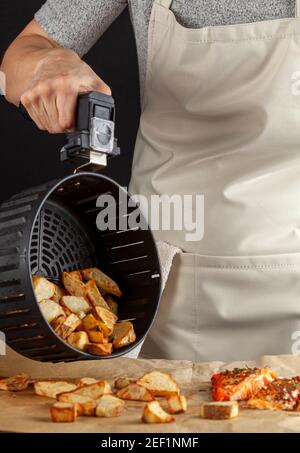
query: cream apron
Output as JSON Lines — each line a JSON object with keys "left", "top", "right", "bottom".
{"left": 129, "top": 0, "right": 300, "bottom": 361}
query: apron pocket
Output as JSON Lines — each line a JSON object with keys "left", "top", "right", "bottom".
{"left": 194, "top": 252, "right": 300, "bottom": 362}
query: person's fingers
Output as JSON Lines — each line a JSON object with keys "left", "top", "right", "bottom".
{"left": 56, "top": 89, "right": 78, "bottom": 132}
{"left": 20, "top": 92, "right": 47, "bottom": 131}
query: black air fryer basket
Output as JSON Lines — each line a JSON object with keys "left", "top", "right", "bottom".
{"left": 0, "top": 93, "right": 161, "bottom": 362}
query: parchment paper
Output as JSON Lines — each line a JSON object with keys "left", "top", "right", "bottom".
{"left": 1, "top": 347, "right": 300, "bottom": 433}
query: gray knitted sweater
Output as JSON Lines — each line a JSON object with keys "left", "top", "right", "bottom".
{"left": 35, "top": 1, "right": 295, "bottom": 94}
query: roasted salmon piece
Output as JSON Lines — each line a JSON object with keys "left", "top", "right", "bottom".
{"left": 246, "top": 377, "right": 300, "bottom": 411}
{"left": 211, "top": 367, "right": 276, "bottom": 401}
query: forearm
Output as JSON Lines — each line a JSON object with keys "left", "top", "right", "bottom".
{"left": 1, "top": 34, "right": 59, "bottom": 105}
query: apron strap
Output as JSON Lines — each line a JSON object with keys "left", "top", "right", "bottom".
{"left": 156, "top": 0, "right": 173, "bottom": 8}
{"left": 296, "top": 0, "right": 300, "bottom": 18}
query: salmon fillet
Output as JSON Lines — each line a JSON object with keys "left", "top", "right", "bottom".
{"left": 246, "top": 377, "right": 300, "bottom": 411}
{"left": 211, "top": 367, "right": 276, "bottom": 401}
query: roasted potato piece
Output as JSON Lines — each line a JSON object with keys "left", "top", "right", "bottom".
{"left": 87, "top": 343, "right": 113, "bottom": 356}
{"left": 51, "top": 284, "right": 67, "bottom": 304}
{"left": 142, "top": 401, "right": 174, "bottom": 424}
{"left": 82, "top": 313, "right": 101, "bottom": 332}
{"left": 50, "top": 402, "right": 77, "bottom": 423}
{"left": 71, "top": 380, "right": 112, "bottom": 399}
{"left": 50, "top": 315, "right": 66, "bottom": 332}
{"left": 32, "top": 276, "right": 55, "bottom": 302}
{"left": 39, "top": 299, "right": 65, "bottom": 324}
{"left": 0, "top": 373, "right": 30, "bottom": 392}
{"left": 61, "top": 296, "right": 91, "bottom": 315}
{"left": 56, "top": 314, "right": 81, "bottom": 340}
{"left": 62, "top": 272, "right": 87, "bottom": 298}
{"left": 34, "top": 381, "right": 77, "bottom": 399}
{"left": 68, "top": 271, "right": 83, "bottom": 281}
{"left": 93, "top": 306, "right": 117, "bottom": 335}
{"left": 137, "top": 371, "right": 180, "bottom": 397}
{"left": 57, "top": 393, "right": 96, "bottom": 416}
{"left": 86, "top": 279, "right": 110, "bottom": 310}
{"left": 113, "top": 322, "right": 136, "bottom": 349}
{"left": 67, "top": 331, "right": 89, "bottom": 351}
{"left": 105, "top": 295, "right": 118, "bottom": 316}
{"left": 95, "top": 394, "right": 125, "bottom": 418}
{"left": 81, "top": 268, "right": 122, "bottom": 298}
{"left": 166, "top": 394, "right": 187, "bottom": 414}
{"left": 87, "top": 330, "right": 105, "bottom": 344}
{"left": 200, "top": 401, "right": 239, "bottom": 420}
{"left": 76, "top": 377, "right": 100, "bottom": 387}
{"left": 114, "top": 377, "right": 136, "bottom": 390}
{"left": 116, "top": 383, "right": 154, "bottom": 402}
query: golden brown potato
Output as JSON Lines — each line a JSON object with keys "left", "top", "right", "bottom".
{"left": 57, "top": 393, "right": 96, "bottom": 416}
{"left": 81, "top": 268, "right": 122, "bottom": 298}
{"left": 0, "top": 373, "right": 30, "bottom": 392}
{"left": 114, "top": 377, "right": 136, "bottom": 390}
{"left": 50, "top": 315, "right": 66, "bottom": 332}
{"left": 61, "top": 296, "right": 91, "bottom": 315}
{"left": 116, "top": 383, "right": 154, "bottom": 402}
{"left": 82, "top": 313, "right": 101, "bottom": 332}
{"left": 50, "top": 402, "right": 77, "bottom": 422}
{"left": 71, "top": 380, "right": 112, "bottom": 399}
{"left": 166, "top": 394, "right": 187, "bottom": 414}
{"left": 137, "top": 371, "right": 180, "bottom": 397}
{"left": 32, "top": 276, "right": 55, "bottom": 302}
{"left": 95, "top": 395, "right": 125, "bottom": 418}
{"left": 93, "top": 306, "right": 117, "bottom": 335}
{"left": 68, "top": 271, "right": 83, "bottom": 281}
{"left": 86, "top": 343, "right": 113, "bottom": 356}
{"left": 86, "top": 279, "right": 110, "bottom": 310}
{"left": 142, "top": 401, "right": 174, "bottom": 424}
{"left": 105, "top": 295, "right": 118, "bottom": 316}
{"left": 200, "top": 401, "right": 239, "bottom": 420}
{"left": 67, "top": 331, "right": 89, "bottom": 351}
{"left": 51, "top": 284, "right": 67, "bottom": 304}
{"left": 62, "top": 272, "right": 87, "bottom": 298}
{"left": 113, "top": 322, "right": 136, "bottom": 349}
{"left": 56, "top": 314, "right": 81, "bottom": 340}
{"left": 34, "top": 381, "right": 77, "bottom": 399}
{"left": 39, "top": 299, "right": 65, "bottom": 324}
{"left": 87, "top": 330, "right": 105, "bottom": 344}
{"left": 76, "top": 377, "right": 100, "bottom": 387}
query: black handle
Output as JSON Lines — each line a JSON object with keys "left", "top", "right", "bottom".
{"left": 19, "top": 91, "right": 115, "bottom": 129}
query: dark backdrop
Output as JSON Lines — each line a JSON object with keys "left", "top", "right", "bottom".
{"left": 0, "top": 1, "right": 140, "bottom": 203}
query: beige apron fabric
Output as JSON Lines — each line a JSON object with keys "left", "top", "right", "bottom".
{"left": 128, "top": 0, "right": 300, "bottom": 361}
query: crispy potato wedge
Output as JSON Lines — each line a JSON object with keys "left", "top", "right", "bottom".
{"left": 95, "top": 394, "right": 125, "bottom": 418}
{"left": 56, "top": 314, "right": 81, "bottom": 340}
{"left": 50, "top": 315, "right": 66, "bottom": 332}
{"left": 50, "top": 402, "right": 77, "bottom": 423}
{"left": 87, "top": 330, "right": 105, "bottom": 344}
{"left": 0, "top": 373, "right": 30, "bottom": 392}
{"left": 32, "top": 276, "right": 55, "bottom": 302}
{"left": 51, "top": 284, "right": 67, "bottom": 304}
{"left": 114, "top": 377, "right": 136, "bottom": 390}
{"left": 71, "top": 380, "right": 112, "bottom": 399}
{"left": 82, "top": 313, "right": 101, "bottom": 332}
{"left": 166, "top": 394, "right": 187, "bottom": 414}
{"left": 113, "top": 322, "right": 136, "bottom": 349}
{"left": 57, "top": 393, "right": 96, "bottom": 416}
{"left": 86, "top": 279, "right": 110, "bottom": 310}
{"left": 81, "top": 268, "right": 122, "bottom": 298}
{"left": 69, "top": 271, "right": 83, "bottom": 281}
{"left": 76, "top": 377, "right": 100, "bottom": 387}
{"left": 137, "top": 371, "right": 180, "bottom": 397}
{"left": 200, "top": 401, "right": 239, "bottom": 420}
{"left": 39, "top": 299, "right": 65, "bottom": 324}
{"left": 62, "top": 272, "right": 87, "bottom": 298}
{"left": 116, "top": 383, "right": 154, "bottom": 402}
{"left": 34, "top": 381, "right": 77, "bottom": 399}
{"left": 105, "top": 295, "right": 118, "bottom": 316}
{"left": 67, "top": 331, "right": 89, "bottom": 351}
{"left": 61, "top": 296, "right": 91, "bottom": 315}
{"left": 93, "top": 306, "right": 117, "bottom": 335}
{"left": 142, "top": 401, "right": 174, "bottom": 424}
{"left": 86, "top": 343, "right": 113, "bottom": 356}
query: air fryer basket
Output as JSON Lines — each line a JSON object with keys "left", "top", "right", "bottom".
{"left": 0, "top": 173, "right": 161, "bottom": 362}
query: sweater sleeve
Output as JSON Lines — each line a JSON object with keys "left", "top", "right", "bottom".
{"left": 35, "top": 0, "right": 127, "bottom": 57}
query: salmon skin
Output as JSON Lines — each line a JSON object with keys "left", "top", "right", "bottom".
{"left": 246, "top": 377, "right": 300, "bottom": 411}
{"left": 211, "top": 367, "right": 276, "bottom": 402}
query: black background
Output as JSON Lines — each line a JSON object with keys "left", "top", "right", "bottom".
{"left": 0, "top": 1, "right": 140, "bottom": 203}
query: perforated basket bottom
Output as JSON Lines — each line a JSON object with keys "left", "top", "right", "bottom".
{"left": 30, "top": 198, "right": 97, "bottom": 280}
